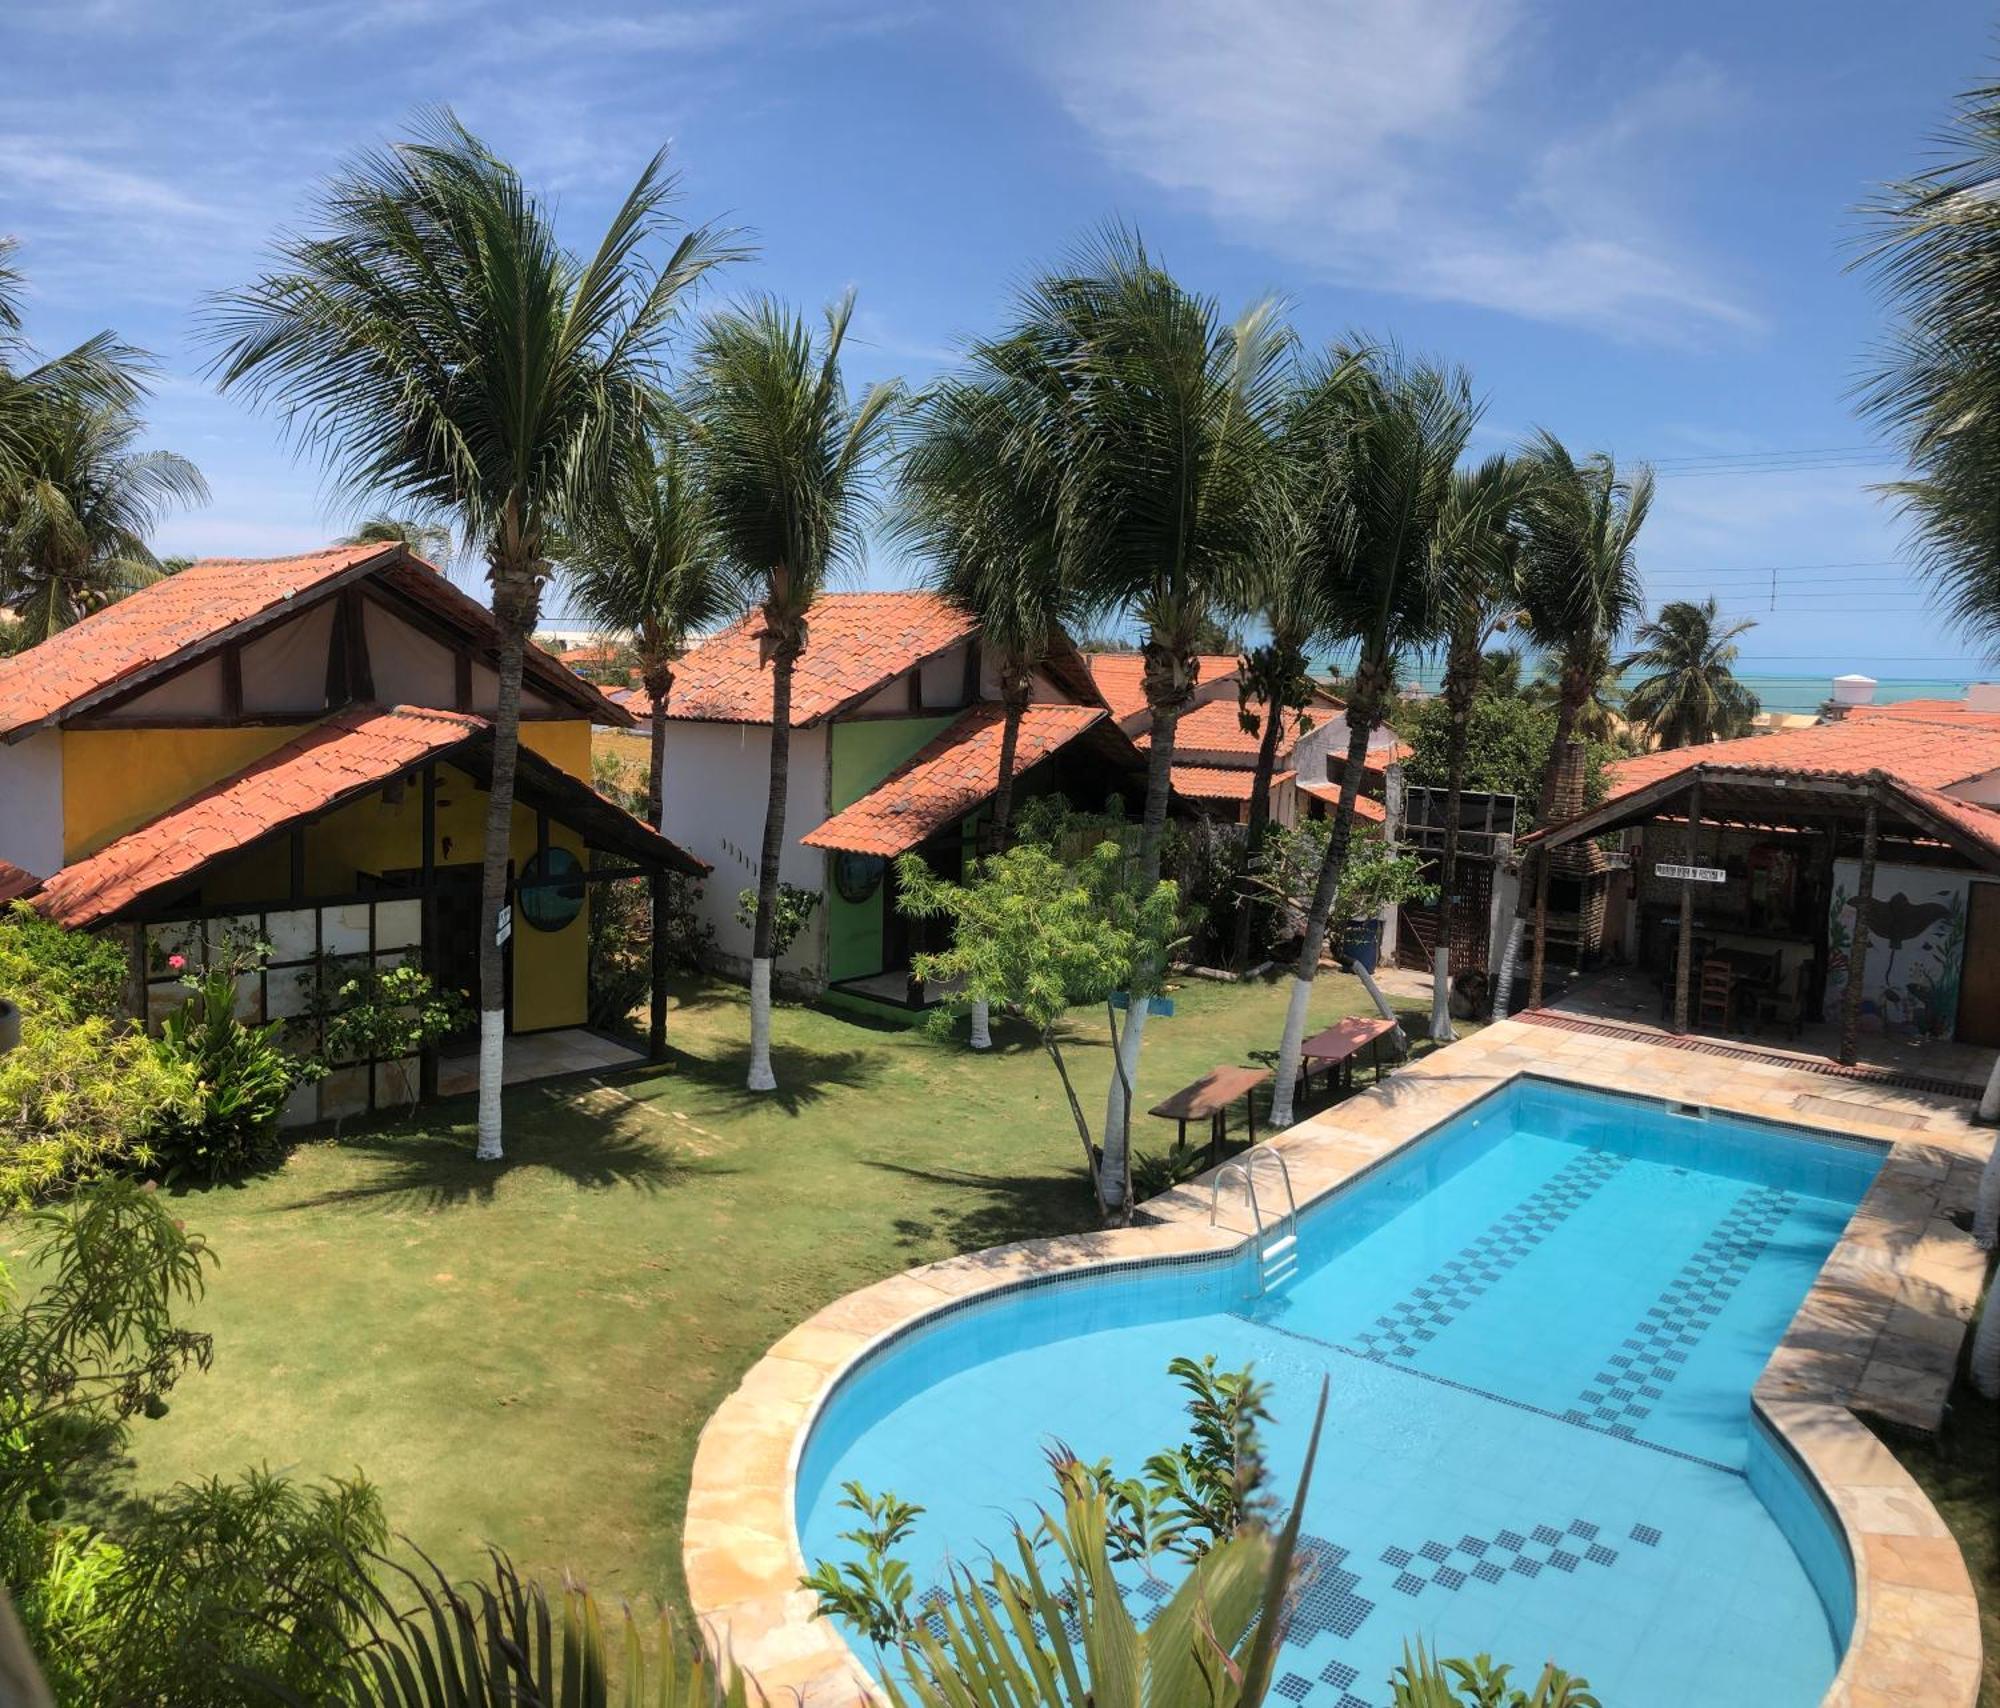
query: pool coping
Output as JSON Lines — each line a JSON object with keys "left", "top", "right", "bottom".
{"left": 682, "top": 1014, "right": 1991, "bottom": 1708}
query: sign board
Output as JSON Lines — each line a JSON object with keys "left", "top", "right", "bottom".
{"left": 1110, "top": 992, "right": 1176, "bottom": 1016}
{"left": 495, "top": 904, "right": 512, "bottom": 946}
{"left": 1654, "top": 862, "right": 1726, "bottom": 884}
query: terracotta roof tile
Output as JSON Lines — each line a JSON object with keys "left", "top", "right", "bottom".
{"left": 0, "top": 860, "right": 41, "bottom": 904}
{"left": 802, "top": 703, "right": 1105, "bottom": 856}
{"left": 1902, "top": 781, "right": 2000, "bottom": 862}
{"left": 1296, "top": 778, "right": 1387, "bottom": 821}
{"left": 1171, "top": 765, "right": 1257, "bottom": 801}
{"left": 1846, "top": 699, "right": 2000, "bottom": 729}
{"left": 0, "top": 543, "right": 630, "bottom": 738}
{"left": 35, "top": 706, "right": 484, "bottom": 927}
{"left": 1085, "top": 653, "right": 1246, "bottom": 725}
{"left": 1607, "top": 718, "right": 2000, "bottom": 797}
{"left": 667, "top": 593, "right": 979, "bottom": 726}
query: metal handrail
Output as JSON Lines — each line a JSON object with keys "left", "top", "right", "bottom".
{"left": 1210, "top": 1159, "right": 1264, "bottom": 1237}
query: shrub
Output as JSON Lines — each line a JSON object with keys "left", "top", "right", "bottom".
{"left": 590, "top": 871, "right": 711, "bottom": 1030}
{"left": 0, "top": 1012, "right": 195, "bottom": 1204}
{"left": 149, "top": 970, "right": 320, "bottom": 1183}
{"left": 306, "top": 955, "right": 469, "bottom": 1109}
{"left": 735, "top": 882, "right": 820, "bottom": 959}
{"left": 0, "top": 905, "right": 126, "bottom": 1022}
{"left": 91, "top": 1467, "right": 386, "bottom": 1706}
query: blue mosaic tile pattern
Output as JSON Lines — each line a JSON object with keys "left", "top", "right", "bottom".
{"left": 1565, "top": 1184, "right": 1797, "bottom": 1439}
{"left": 1346, "top": 1149, "right": 1629, "bottom": 1361}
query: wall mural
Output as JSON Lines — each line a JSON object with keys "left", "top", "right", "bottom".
{"left": 1823, "top": 860, "right": 1968, "bottom": 1038}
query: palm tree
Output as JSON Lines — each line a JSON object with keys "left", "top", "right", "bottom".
{"left": 208, "top": 112, "right": 735, "bottom": 1161}
{"left": 340, "top": 515, "right": 454, "bottom": 562}
{"left": 0, "top": 236, "right": 152, "bottom": 485}
{"left": 1855, "top": 77, "right": 2000, "bottom": 653}
{"left": 1420, "top": 455, "right": 1528, "bottom": 1043}
{"left": 1269, "top": 348, "right": 1476, "bottom": 1129}
{"left": 568, "top": 427, "right": 737, "bottom": 825}
{"left": 1622, "top": 597, "right": 1759, "bottom": 748}
{"left": 897, "top": 377, "right": 1076, "bottom": 1051}
{"left": 0, "top": 401, "right": 207, "bottom": 643}
{"left": 985, "top": 229, "right": 1288, "bottom": 1203}
{"left": 1515, "top": 434, "right": 1651, "bottom": 823}
{"left": 1480, "top": 645, "right": 1525, "bottom": 697}
{"left": 688, "top": 294, "right": 902, "bottom": 1093}
{"left": 1225, "top": 447, "right": 1328, "bottom": 972}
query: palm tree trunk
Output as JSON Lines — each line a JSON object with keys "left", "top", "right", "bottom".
{"left": 747, "top": 644, "right": 797, "bottom": 1093}
{"left": 969, "top": 682, "right": 1029, "bottom": 1053}
{"left": 1430, "top": 646, "right": 1476, "bottom": 1043}
{"left": 1101, "top": 649, "right": 1186, "bottom": 1219}
{"left": 474, "top": 559, "right": 540, "bottom": 1161}
{"left": 645, "top": 665, "right": 672, "bottom": 828}
{"left": 1229, "top": 697, "right": 1287, "bottom": 970}
{"left": 1271, "top": 675, "right": 1381, "bottom": 1128}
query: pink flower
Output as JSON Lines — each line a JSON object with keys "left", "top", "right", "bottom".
{"left": 167, "top": 953, "right": 186, "bottom": 971}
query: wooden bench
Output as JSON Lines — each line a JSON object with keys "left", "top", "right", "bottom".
{"left": 1300, "top": 1016, "right": 1399, "bottom": 1099}
{"left": 1148, "top": 1064, "right": 1272, "bottom": 1158}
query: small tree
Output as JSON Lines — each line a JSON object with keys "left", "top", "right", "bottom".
{"left": 894, "top": 840, "right": 1179, "bottom": 1223}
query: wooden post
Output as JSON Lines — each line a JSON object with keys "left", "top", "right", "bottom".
{"left": 1674, "top": 770, "right": 1704, "bottom": 1035}
{"left": 649, "top": 865, "right": 669, "bottom": 1062}
{"left": 1527, "top": 848, "right": 1551, "bottom": 1007}
{"left": 124, "top": 923, "right": 147, "bottom": 1029}
{"left": 419, "top": 763, "right": 439, "bottom": 1101}
{"left": 1840, "top": 787, "right": 1881, "bottom": 1066}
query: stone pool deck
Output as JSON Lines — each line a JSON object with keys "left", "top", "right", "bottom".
{"left": 683, "top": 1014, "right": 1993, "bottom": 1708}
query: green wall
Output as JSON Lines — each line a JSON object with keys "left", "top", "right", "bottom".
{"left": 824, "top": 714, "right": 959, "bottom": 982}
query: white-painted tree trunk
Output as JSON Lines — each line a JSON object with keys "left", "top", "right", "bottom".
{"left": 1979, "top": 1052, "right": 2000, "bottom": 1124}
{"left": 1489, "top": 917, "right": 1526, "bottom": 1020}
{"left": 1269, "top": 975, "right": 1316, "bottom": 1129}
{"left": 1972, "top": 1284, "right": 2000, "bottom": 1399}
{"left": 968, "top": 999, "right": 993, "bottom": 1051}
{"left": 747, "top": 958, "right": 777, "bottom": 1092}
{"left": 474, "top": 1010, "right": 505, "bottom": 1161}
{"left": 1974, "top": 1138, "right": 2000, "bottom": 1251}
{"left": 1099, "top": 1002, "right": 1148, "bottom": 1208}
{"left": 1350, "top": 961, "right": 1408, "bottom": 1054}
{"left": 1429, "top": 944, "right": 1456, "bottom": 1044}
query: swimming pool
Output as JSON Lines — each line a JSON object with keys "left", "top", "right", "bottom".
{"left": 797, "top": 1078, "right": 1886, "bottom": 1708}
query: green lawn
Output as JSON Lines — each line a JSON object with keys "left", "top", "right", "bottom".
{"left": 49, "top": 969, "right": 1426, "bottom": 1609}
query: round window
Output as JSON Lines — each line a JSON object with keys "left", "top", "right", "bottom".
{"left": 834, "top": 850, "right": 885, "bottom": 903}
{"left": 517, "top": 847, "right": 585, "bottom": 932}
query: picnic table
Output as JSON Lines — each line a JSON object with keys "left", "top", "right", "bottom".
{"left": 1148, "top": 1064, "right": 1272, "bottom": 1158}
{"left": 1300, "top": 1016, "right": 1399, "bottom": 1098}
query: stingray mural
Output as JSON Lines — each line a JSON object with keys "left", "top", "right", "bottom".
{"left": 1823, "top": 861, "right": 1968, "bottom": 1038}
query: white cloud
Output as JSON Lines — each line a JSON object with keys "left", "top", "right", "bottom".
{"left": 1023, "top": 0, "right": 1757, "bottom": 342}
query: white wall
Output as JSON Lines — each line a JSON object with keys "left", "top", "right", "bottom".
{"left": 0, "top": 731, "right": 63, "bottom": 878}
{"left": 1947, "top": 768, "right": 2000, "bottom": 808}
{"left": 658, "top": 720, "right": 829, "bottom": 984}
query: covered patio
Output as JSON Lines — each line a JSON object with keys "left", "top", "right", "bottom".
{"left": 1520, "top": 759, "right": 2000, "bottom": 1068}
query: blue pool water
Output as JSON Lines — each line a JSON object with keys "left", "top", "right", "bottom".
{"left": 798, "top": 1080, "right": 1885, "bottom": 1708}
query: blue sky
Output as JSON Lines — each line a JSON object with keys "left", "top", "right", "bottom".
{"left": 5, "top": 0, "right": 1994, "bottom": 688}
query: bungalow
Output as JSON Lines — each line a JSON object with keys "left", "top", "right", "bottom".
{"left": 659, "top": 594, "right": 1147, "bottom": 1007}
{"left": 1081, "top": 652, "right": 1391, "bottom": 825}
{"left": 0, "top": 542, "right": 705, "bottom": 1120}
{"left": 1521, "top": 704, "right": 2000, "bottom": 1059}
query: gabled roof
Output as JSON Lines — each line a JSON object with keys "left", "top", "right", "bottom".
{"left": 1085, "top": 653, "right": 1244, "bottom": 725}
{"left": 0, "top": 544, "right": 630, "bottom": 742}
{"left": 1846, "top": 699, "right": 2000, "bottom": 730}
{"left": 800, "top": 703, "right": 1110, "bottom": 856}
{"left": 33, "top": 705, "right": 703, "bottom": 928}
{"left": 1296, "top": 778, "right": 1387, "bottom": 822}
{"left": 667, "top": 593, "right": 980, "bottom": 726}
{"left": 0, "top": 860, "right": 41, "bottom": 905}
{"left": 1607, "top": 717, "right": 2000, "bottom": 797}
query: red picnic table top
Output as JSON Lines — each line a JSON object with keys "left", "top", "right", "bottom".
{"left": 1148, "top": 1063, "right": 1272, "bottom": 1122}
{"left": 1301, "top": 1015, "right": 1397, "bottom": 1065}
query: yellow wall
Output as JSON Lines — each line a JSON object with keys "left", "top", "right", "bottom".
{"left": 187, "top": 757, "right": 589, "bottom": 1033}
{"left": 61, "top": 725, "right": 308, "bottom": 860}
{"left": 520, "top": 719, "right": 593, "bottom": 781}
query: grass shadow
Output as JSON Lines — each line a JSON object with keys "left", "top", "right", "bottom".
{"left": 665, "top": 1037, "right": 882, "bottom": 1118}
{"left": 863, "top": 1158, "right": 1100, "bottom": 1253}
{"left": 273, "top": 1085, "right": 730, "bottom": 1212}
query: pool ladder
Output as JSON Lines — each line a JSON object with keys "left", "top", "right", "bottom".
{"left": 1211, "top": 1146, "right": 1300, "bottom": 1296}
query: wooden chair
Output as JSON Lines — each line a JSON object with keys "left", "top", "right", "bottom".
{"left": 1753, "top": 962, "right": 1810, "bottom": 1040}
{"left": 1697, "top": 958, "right": 1735, "bottom": 1032}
